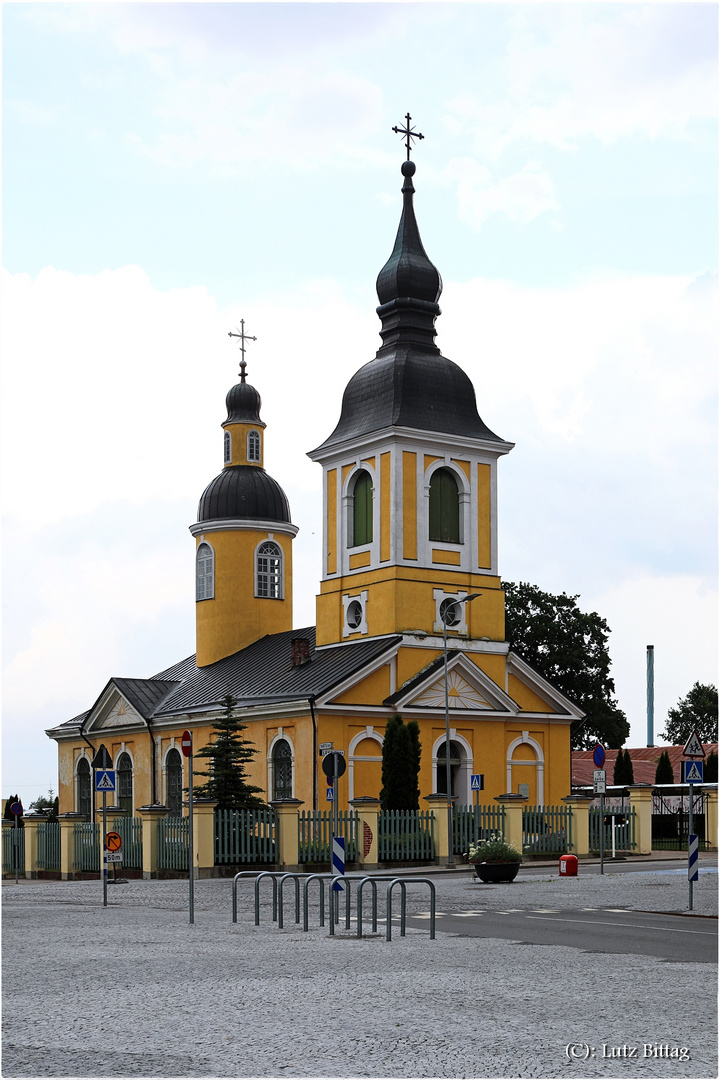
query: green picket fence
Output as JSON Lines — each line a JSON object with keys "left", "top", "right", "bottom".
{"left": 378, "top": 810, "right": 435, "bottom": 861}
{"left": 112, "top": 816, "right": 143, "bottom": 870}
{"left": 157, "top": 816, "right": 189, "bottom": 871}
{"left": 74, "top": 822, "right": 100, "bottom": 872}
{"left": 37, "top": 821, "right": 61, "bottom": 871}
{"left": 3, "top": 826, "right": 25, "bottom": 874}
{"left": 215, "top": 808, "right": 276, "bottom": 865}
{"left": 454, "top": 804, "right": 506, "bottom": 855}
{"left": 589, "top": 805, "right": 636, "bottom": 853}
{"left": 298, "top": 811, "right": 359, "bottom": 863}
{"left": 522, "top": 805, "right": 572, "bottom": 854}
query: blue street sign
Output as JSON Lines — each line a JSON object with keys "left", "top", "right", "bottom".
{"left": 332, "top": 836, "right": 345, "bottom": 891}
{"left": 95, "top": 770, "right": 116, "bottom": 792}
{"left": 688, "top": 834, "right": 699, "bottom": 882}
{"left": 592, "top": 744, "right": 606, "bottom": 769}
{"left": 470, "top": 774, "right": 484, "bottom": 791}
{"left": 325, "top": 787, "right": 334, "bottom": 801}
{"left": 9, "top": 801, "right": 23, "bottom": 816}
{"left": 682, "top": 761, "right": 704, "bottom": 784}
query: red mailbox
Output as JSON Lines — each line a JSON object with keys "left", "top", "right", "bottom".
{"left": 559, "top": 854, "right": 578, "bottom": 877}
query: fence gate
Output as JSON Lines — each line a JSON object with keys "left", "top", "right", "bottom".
{"left": 652, "top": 790, "right": 709, "bottom": 850}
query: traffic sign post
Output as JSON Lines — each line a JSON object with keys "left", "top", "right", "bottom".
{"left": 181, "top": 730, "right": 194, "bottom": 924}
{"left": 682, "top": 730, "right": 705, "bottom": 911}
{"left": 9, "top": 801, "right": 22, "bottom": 885}
{"left": 470, "top": 774, "right": 484, "bottom": 843}
{"left": 592, "top": 746, "right": 606, "bottom": 875}
{"left": 93, "top": 748, "right": 115, "bottom": 908}
{"left": 321, "top": 752, "right": 346, "bottom": 921}
{"left": 682, "top": 761, "right": 703, "bottom": 784}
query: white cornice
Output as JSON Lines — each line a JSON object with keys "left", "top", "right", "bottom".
{"left": 189, "top": 519, "right": 299, "bottom": 537}
{"left": 308, "top": 426, "right": 514, "bottom": 464}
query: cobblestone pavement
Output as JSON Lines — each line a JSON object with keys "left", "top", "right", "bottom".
{"left": 2, "top": 867, "right": 717, "bottom": 1080}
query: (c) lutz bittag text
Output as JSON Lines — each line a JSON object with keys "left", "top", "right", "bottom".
{"left": 565, "top": 1043, "right": 690, "bottom": 1061}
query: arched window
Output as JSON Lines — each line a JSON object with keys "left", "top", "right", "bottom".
{"left": 117, "top": 752, "right": 133, "bottom": 816}
{"left": 429, "top": 468, "right": 460, "bottom": 543}
{"left": 272, "top": 739, "right": 293, "bottom": 801}
{"left": 247, "top": 430, "right": 261, "bottom": 462}
{"left": 352, "top": 470, "right": 373, "bottom": 547}
{"left": 77, "top": 758, "right": 91, "bottom": 819}
{"left": 256, "top": 541, "right": 282, "bottom": 599}
{"left": 223, "top": 430, "right": 231, "bottom": 464}
{"left": 436, "top": 740, "right": 463, "bottom": 797}
{"left": 166, "top": 748, "right": 183, "bottom": 816}
{"left": 196, "top": 542, "right": 214, "bottom": 601}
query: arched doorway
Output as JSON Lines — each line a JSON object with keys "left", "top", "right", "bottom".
{"left": 436, "top": 740, "right": 464, "bottom": 798}
{"left": 77, "top": 757, "right": 91, "bottom": 819}
{"left": 272, "top": 739, "right": 293, "bottom": 801}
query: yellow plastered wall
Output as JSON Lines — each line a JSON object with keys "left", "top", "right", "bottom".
{"left": 332, "top": 665, "right": 391, "bottom": 706}
{"left": 195, "top": 529, "right": 293, "bottom": 666}
{"left": 451, "top": 458, "right": 470, "bottom": 481}
{"left": 477, "top": 463, "right": 491, "bottom": 568}
{"left": 222, "top": 422, "right": 264, "bottom": 468}
{"left": 465, "top": 652, "right": 508, "bottom": 691}
{"left": 507, "top": 674, "right": 554, "bottom": 713}
{"left": 402, "top": 452, "right": 417, "bottom": 560}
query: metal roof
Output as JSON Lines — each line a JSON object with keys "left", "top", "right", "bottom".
{"left": 111, "top": 678, "right": 180, "bottom": 719}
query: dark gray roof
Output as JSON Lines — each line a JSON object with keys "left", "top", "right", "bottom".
{"left": 111, "top": 678, "right": 180, "bottom": 719}
{"left": 151, "top": 627, "right": 401, "bottom": 716}
{"left": 224, "top": 378, "right": 264, "bottom": 426}
{"left": 197, "top": 465, "right": 291, "bottom": 524}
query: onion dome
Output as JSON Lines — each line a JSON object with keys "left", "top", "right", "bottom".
{"left": 198, "top": 465, "right": 291, "bottom": 523}
{"left": 223, "top": 360, "right": 265, "bottom": 428}
{"left": 311, "top": 160, "right": 505, "bottom": 455}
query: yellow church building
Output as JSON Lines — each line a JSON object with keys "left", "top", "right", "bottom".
{"left": 47, "top": 152, "right": 583, "bottom": 821}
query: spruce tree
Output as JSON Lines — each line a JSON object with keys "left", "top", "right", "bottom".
{"left": 380, "top": 715, "right": 421, "bottom": 811}
{"left": 623, "top": 749, "right": 634, "bottom": 784}
{"left": 193, "top": 692, "right": 265, "bottom": 809}
{"left": 612, "top": 750, "right": 625, "bottom": 785}
{"left": 654, "top": 750, "right": 674, "bottom": 784}
{"left": 705, "top": 751, "right": 718, "bottom": 783}
{"left": 406, "top": 719, "right": 422, "bottom": 812}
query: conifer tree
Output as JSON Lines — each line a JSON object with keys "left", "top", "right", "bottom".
{"left": 612, "top": 750, "right": 625, "bottom": 785}
{"left": 705, "top": 751, "right": 718, "bottom": 783}
{"left": 623, "top": 749, "right": 634, "bottom": 785}
{"left": 380, "top": 715, "right": 421, "bottom": 810}
{"left": 193, "top": 692, "right": 265, "bottom": 809}
{"left": 654, "top": 750, "right": 674, "bottom": 785}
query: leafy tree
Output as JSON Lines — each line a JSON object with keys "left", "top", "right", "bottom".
{"left": 660, "top": 683, "right": 718, "bottom": 745}
{"left": 503, "top": 581, "right": 629, "bottom": 750}
{"left": 29, "top": 790, "right": 59, "bottom": 820}
{"left": 623, "top": 749, "right": 634, "bottom": 785}
{"left": 654, "top": 750, "right": 674, "bottom": 785}
{"left": 380, "top": 715, "right": 421, "bottom": 811}
{"left": 705, "top": 751, "right": 718, "bottom": 783}
{"left": 193, "top": 692, "right": 265, "bottom": 809}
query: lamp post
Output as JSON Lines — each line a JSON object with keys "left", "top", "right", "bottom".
{"left": 441, "top": 592, "right": 481, "bottom": 868}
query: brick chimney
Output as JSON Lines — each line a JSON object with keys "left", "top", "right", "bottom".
{"left": 291, "top": 637, "right": 311, "bottom": 667}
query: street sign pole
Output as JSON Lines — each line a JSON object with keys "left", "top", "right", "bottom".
{"left": 474, "top": 786, "right": 479, "bottom": 845}
{"left": 102, "top": 789, "right": 108, "bottom": 908}
{"left": 688, "top": 788, "right": 694, "bottom": 911}
{"left": 188, "top": 749, "right": 194, "bottom": 925}
{"left": 599, "top": 793, "right": 605, "bottom": 876}
{"left": 14, "top": 815, "right": 19, "bottom": 886}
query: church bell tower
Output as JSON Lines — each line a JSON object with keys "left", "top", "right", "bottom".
{"left": 309, "top": 128, "right": 513, "bottom": 647}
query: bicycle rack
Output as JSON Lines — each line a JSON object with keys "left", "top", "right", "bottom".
{"left": 231, "top": 870, "right": 280, "bottom": 924}
{"left": 385, "top": 877, "right": 436, "bottom": 941}
{"left": 302, "top": 874, "right": 328, "bottom": 931}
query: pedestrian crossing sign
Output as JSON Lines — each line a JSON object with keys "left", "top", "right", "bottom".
{"left": 470, "top": 774, "right": 484, "bottom": 791}
{"left": 95, "top": 770, "right": 116, "bottom": 792}
{"left": 325, "top": 787, "right": 334, "bottom": 801}
{"left": 682, "top": 761, "right": 703, "bottom": 784}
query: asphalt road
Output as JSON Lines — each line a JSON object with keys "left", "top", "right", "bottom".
{"left": 406, "top": 905, "right": 718, "bottom": 963}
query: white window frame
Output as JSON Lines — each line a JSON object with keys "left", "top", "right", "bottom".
{"left": 255, "top": 539, "right": 283, "bottom": 599}
{"left": 196, "top": 541, "right": 215, "bottom": 601}
{"left": 223, "top": 430, "right": 231, "bottom": 464}
{"left": 247, "top": 429, "right": 261, "bottom": 462}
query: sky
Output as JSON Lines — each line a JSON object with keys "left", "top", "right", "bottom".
{"left": 2, "top": 2, "right": 717, "bottom": 804}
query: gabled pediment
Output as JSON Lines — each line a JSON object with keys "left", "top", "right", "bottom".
{"left": 388, "top": 653, "right": 515, "bottom": 713}
{"left": 86, "top": 684, "right": 146, "bottom": 733}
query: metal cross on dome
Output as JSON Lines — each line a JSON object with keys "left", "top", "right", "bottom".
{"left": 228, "top": 319, "right": 257, "bottom": 381}
{"left": 392, "top": 113, "right": 424, "bottom": 160}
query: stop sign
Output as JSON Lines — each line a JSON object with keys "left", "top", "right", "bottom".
{"left": 181, "top": 730, "right": 193, "bottom": 757}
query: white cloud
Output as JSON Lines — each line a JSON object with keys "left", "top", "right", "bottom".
{"left": 445, "top": 156, "right": 559, "bottom": 229}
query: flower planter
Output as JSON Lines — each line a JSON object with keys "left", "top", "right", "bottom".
{"left": 472, "top": 861, "right": 520, "bottom": 883}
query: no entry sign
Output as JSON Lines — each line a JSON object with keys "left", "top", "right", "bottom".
{"left": 181, "top": 730, "right": 193, "bottom": 757}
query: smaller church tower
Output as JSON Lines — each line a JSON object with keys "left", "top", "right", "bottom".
{"left": 190, "top": 331, "right": 298, "bottom": 667}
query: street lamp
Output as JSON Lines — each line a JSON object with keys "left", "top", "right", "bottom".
{"left": 441, "top": 592, "right": 481, "bottom": 868}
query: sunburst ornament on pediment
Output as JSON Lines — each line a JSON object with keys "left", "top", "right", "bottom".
{"left": 414, "top": 670, "right": 492, "bottom": 710}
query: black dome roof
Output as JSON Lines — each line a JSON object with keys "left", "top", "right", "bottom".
{"left": 224, "top": 380, "right": 264, "bottom": 426}
{"left": 198, "top": 466, "right": 291, "bottom": 524}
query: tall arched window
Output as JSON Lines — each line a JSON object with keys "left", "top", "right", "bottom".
{"left": 272, "top": 739, "right": 293, "bottom": 801}
{"left": 117, "top": 753, "right": 133, "bottom": 816}
{"left": 223, "top": 430, "right": 231, "bottom": 464}
{"left": 247, "top": 430, "right": 261, "bottom": 462}
{"left": 77, "top": 758, "right": 91, "bottom": 819}
{"left": 256, "top": 541, "right": 282, "bottom": 599}
{"left": 352, "top": 470, "right": 373, "bottom": 547}
{"left": 429, "top": 468, "right": 460, "bottom": 543}
{"left": 196, "top": 542, "right": 214, "bottom": 601}
{"left": 166, "top": 748, "right": 183, "bottom": 816}
{"left": 436, "top": 740, "right": 463, "bottom": 797}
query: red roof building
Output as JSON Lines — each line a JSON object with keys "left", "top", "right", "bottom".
{"left": 572, "top": 743, "right": 717, "bottom": 787}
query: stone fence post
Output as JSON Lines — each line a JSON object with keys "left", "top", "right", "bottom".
{"left": 562, "top": 795, "right": 593, "bottom": 857}
{"left": 423, "top": 793, "right": 456, "bottom": 865}
{"left": 137, "top": 804, "right": 169, "bottom": 879}
{"left": 627, "top": 784, "right": 653, "bottom": 855}
{"left": 23, "top": 813, "right": 43, "bottom": 879}
{"left": 350, "top": 796, "right": 380, "bottom": 869}
{"left": 270, "top": 799, "right": 303, "bottom": 871}
{"left": 705, "top": 788, "right": 718, "bottom": 851}
{"left": 192, "top": 799, "right": 218, "bottom": 878}
{"left": 493, "top": 794, "right": 528, "bottom": 855}
{"left": 59, "top": 812, "right": 83, "bottom": 880}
